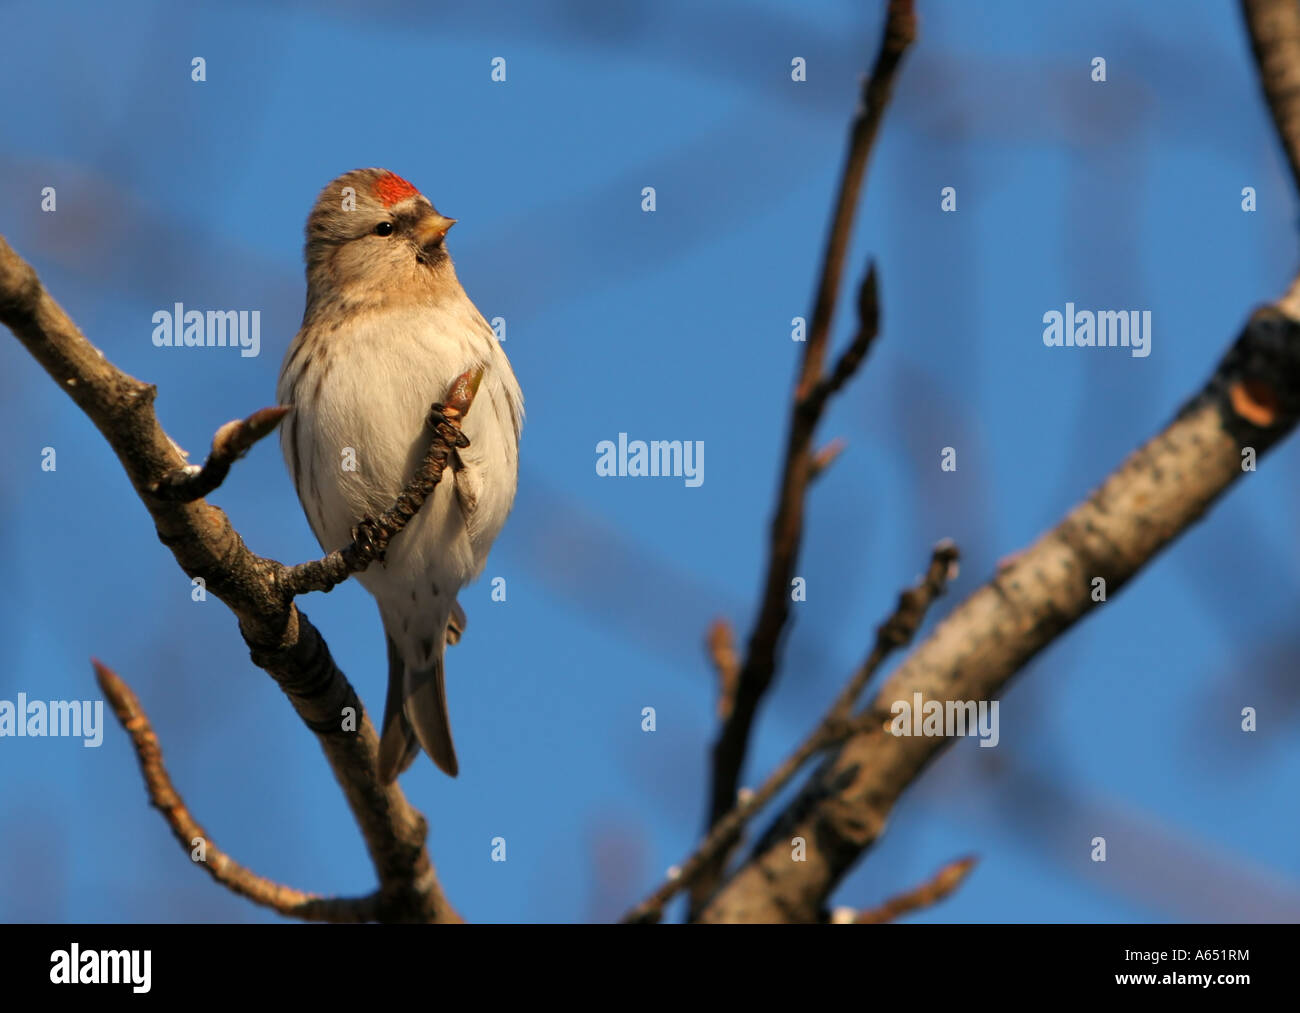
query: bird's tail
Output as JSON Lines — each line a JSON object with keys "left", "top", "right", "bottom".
{"left": 378, "top": 631, "right": 459, "bottom": 782}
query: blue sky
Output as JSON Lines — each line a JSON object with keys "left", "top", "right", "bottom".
{"left": 2, "top": 0, "right": 1298, "bottom": 922}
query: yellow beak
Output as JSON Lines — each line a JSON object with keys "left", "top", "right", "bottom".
{"left": 414, "top": 213, "right": 456, "bottom": 247}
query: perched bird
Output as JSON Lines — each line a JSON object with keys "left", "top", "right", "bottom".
{"left": 277, "top": 168, "right": 523, "bottom": 781}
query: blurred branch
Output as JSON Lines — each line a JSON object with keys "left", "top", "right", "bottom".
{"left": 0, "top": 235, "right": 461, "bottom": 924}
{"left": 702, "top": 299, "right": 1300, "bottom": 922}
{"left": 700, "top": 0, "right": 916, "bottom": 913}
{"left": 809, "top": 438, "right": 847, "bottom": 481}
{"left": 708, "top": 620, "right": 740, "bottom": 721}
{"left": 1242, "top": 0, "right": 1300, "bottom": 199}
{"left": 629, "top": 541, "right": 957, "bottom": 923}
{"left": 94, "top": 660, "right": 381, "bottom": 922}
{"left": 834, "top": 856, "right": 978, "bottom": 924}
{"left": 676, "top": 0, "right": 1300, "bottom": 926}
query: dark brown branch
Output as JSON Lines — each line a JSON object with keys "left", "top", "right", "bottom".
{"left": 281, "top": 369, "right": 481, "bottom": 596}
{"left": 804, "top": 264, "right": 881, "bottom": 416}
{"left": 150, "top": 406, "right": 290, "bottom": 502}
{"left": 94, "top": 660, "right": 382, "bottom": 922}
{"left": 0, "top": 235, "right": 461, "bottom": 923}
{"left": 1242, "top": 0, "right": 1300, "bottom": 197}
{"left": 626, "top": 541, "right": 957, "bottom": 924}
{"left": 837, "top": 855, "right": 977, "bottom": 924}
{"left": 834, "top": 539, "right": 959, "bottom": 718}
{"left": 702, "top": 0, "right": 914, "bottom": 878}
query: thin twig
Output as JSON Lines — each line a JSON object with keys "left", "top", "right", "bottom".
{"left": 803, "top": 264, "right": 882, "bottom": 416}
{"left": 150, "top": 406, "right": 291, "bottom": 502}
{"left": 831, "top": 539, "right": 959, "bottom": 720}
{"left": 708, "top": 620, "right": 740, "bottom": 721}
{"left": 834, "top": 855, "right": 977, "bottom": 924}
{"left": 281, "top": 369, "right": 481, "bottom": 597}
{"left": 94, "top": 659, "right": 382, "bottom": 922}
{"left": 626, "top": 540, "right": 958, "bottom": 923}
{"left": 703, "top": 1, "right": 915, "bottom": 875}
{"left": 809, "top": 438, "right": 848, "bottom": 481}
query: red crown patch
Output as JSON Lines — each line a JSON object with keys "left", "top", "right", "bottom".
{"left": 373, "top": 172, "right": 420, "bottom": 207}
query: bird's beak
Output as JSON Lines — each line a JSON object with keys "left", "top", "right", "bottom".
{"left": 414, "top": 213, "right": 456, "bottom": 248}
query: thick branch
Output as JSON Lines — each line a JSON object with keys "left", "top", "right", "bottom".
{"left": 0, "top": 235, "right": 461, "bottom": 923}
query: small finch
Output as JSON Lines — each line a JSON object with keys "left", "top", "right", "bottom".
{"left": 277, "top": 168, "right": 523, "bottom": 782}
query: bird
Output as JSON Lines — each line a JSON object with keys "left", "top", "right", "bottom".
{"left": 276, "top": 168, "right": 523, "bottom": 781}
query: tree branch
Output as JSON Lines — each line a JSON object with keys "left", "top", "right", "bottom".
{"left": 700, "top": 300, "right": 1300, "bottom": 922}
{"left": 0, "top": 234, "right": 462, "bottom": 923}
{"left": 833, "top": 855, "right": 977, "bottom": 924}
{"left": 703, "top": 2, "right": 914, "bottom": 859}
{"left": 281, "top": 370, "right": 480, "bottom": 597}
{"left": 707, "top": 619, "right": 740, "bottom": 721}
{"left": 1242, "top": 0, "right": 1300, "bottom": 197}
{"left": 628, "top": 541, "right": 957, "bottom": 923}
{"left": 149, "top": 406, "right": 291, "bottom": 502}
{"left": 94, "top": 660, "right": 382, "bottom": 922}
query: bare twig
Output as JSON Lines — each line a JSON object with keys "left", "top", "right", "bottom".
{"left": 832, "top": 539, "right": 959, "bottom": 718}
{"left": 698, "top": 265, "right": 887, "bottom": 916}
{"left": 804, "top": 264, "right": 882, "bottom": 416}
{"left": 709, "top": 11, "right": 912, "bottom": 825}
{"left": 94, "top": 660, "right": 382, "bottom": 922}
{"left": 809, "top": 438, "right": 847, "bottom": 481}
{"left": 0, "top": 235, "right": 461, "bottom": 923}
{"left": 150, "top": 406, "right": 291, "bottom": 502}
{"left": 627, "top": 541, "right": 957, "bottom": 923}
{"left": 834, "top": 855, "right": 978, "bottom": 924}
{"left": 703, "top": 0, "right": 914, "bottom": 873}
{"left": 708, "top": 620, "right": 740, "bottom": 720}
{"left": 281, "top": 369, "right": 481, "bottom": 596}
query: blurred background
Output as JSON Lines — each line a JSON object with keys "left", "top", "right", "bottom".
{"left": 2, "top": 0, "right": 1298, "bottom": 923}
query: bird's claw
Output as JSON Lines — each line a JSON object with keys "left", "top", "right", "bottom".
{"left": 352, "top": 515, "right": 386, "bottom": 562}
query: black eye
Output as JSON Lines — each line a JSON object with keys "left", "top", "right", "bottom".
{"left": 373, "top": 221, "right": 394, "bottom": 236}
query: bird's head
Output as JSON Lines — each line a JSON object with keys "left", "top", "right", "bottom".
{"left": 303, "top": 168, "right": 459, "bottom": 312}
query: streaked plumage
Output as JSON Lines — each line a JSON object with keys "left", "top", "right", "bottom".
{"left": 277, "top": 168, "right": 522, "bottom": 781}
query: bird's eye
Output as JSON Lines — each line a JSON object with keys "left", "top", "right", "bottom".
{"left": 373, "top": 221, "right": 394, "bottom": 237}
